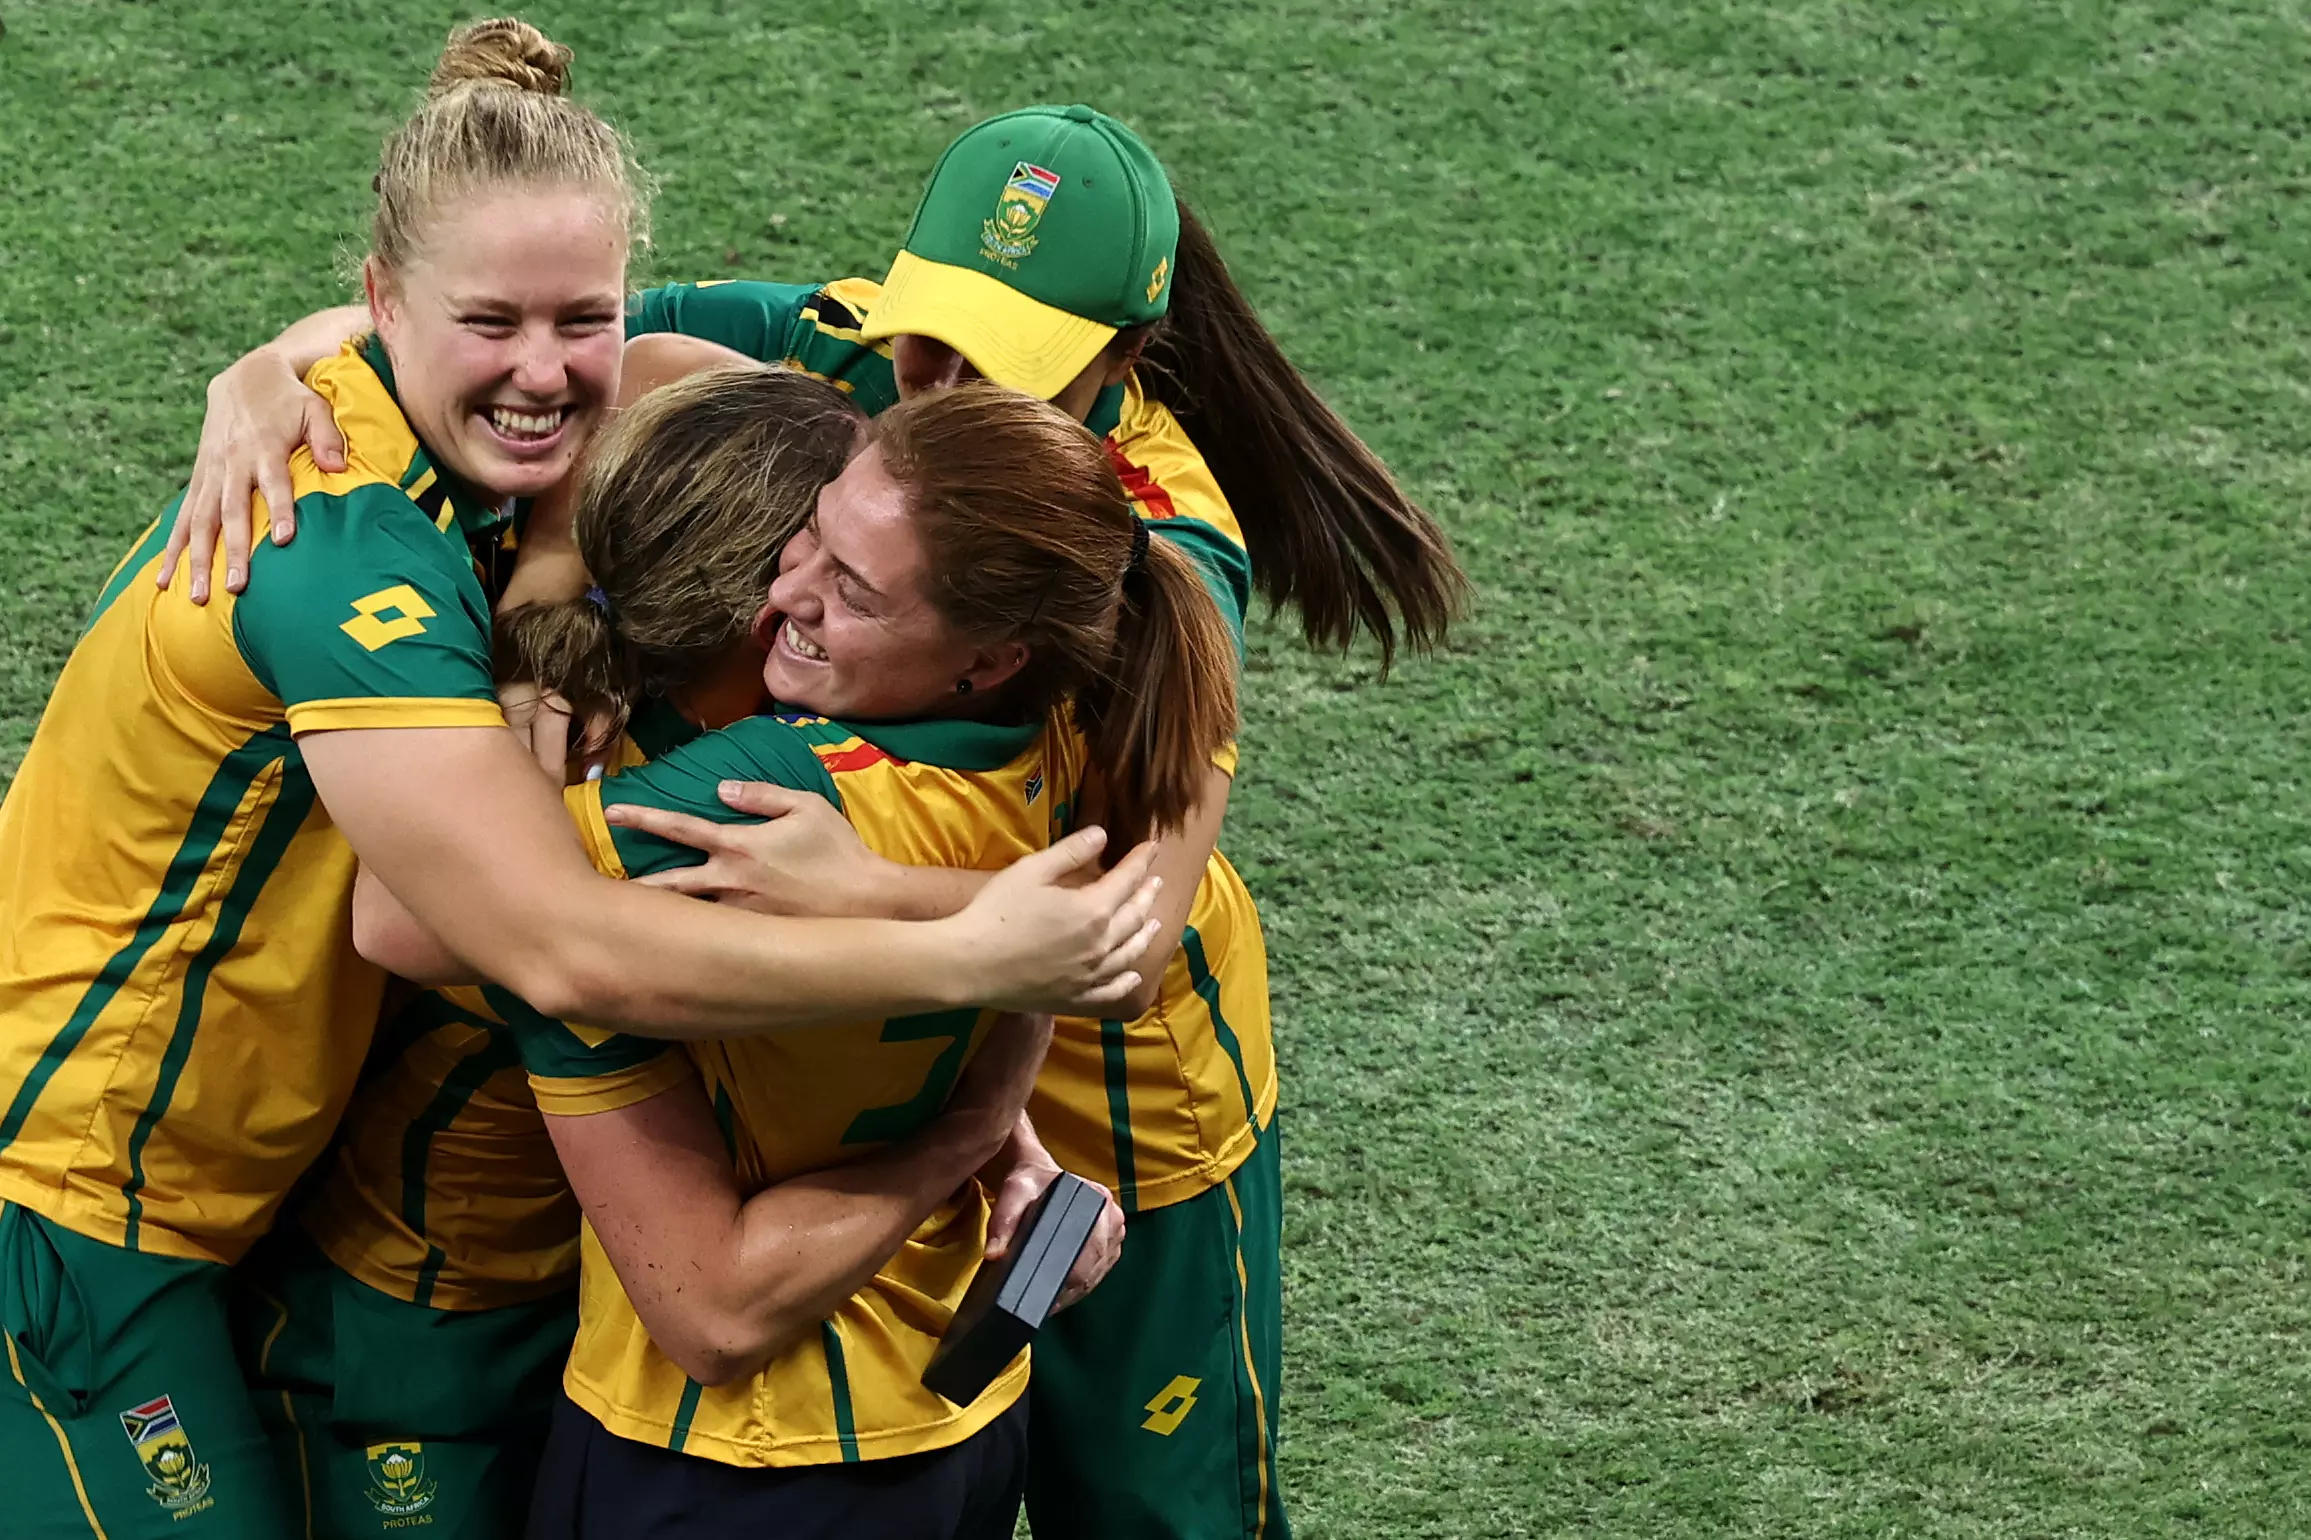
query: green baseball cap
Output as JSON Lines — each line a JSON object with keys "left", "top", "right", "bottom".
{"left": 860, "top": 105, "right": 1181, "bottom": 399}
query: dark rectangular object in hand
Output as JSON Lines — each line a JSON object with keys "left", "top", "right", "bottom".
{"left": 921, "top": 1171, "right": 1104, "bottom": 1406}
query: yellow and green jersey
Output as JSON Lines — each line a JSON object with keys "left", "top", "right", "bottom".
{"left": 629, "top": 276, "right": 1276, "bottom": 1209}
{"left": 0, "top": 337, "right": 507, "bottom": 1265}
{"left": 296, "top": 986, "right": 564, "bottom": 1311}
{"left": 286, "top": 702, "right": 698, "bottom": 1312}
{"left": 511, "top": 709, "right": 1082, "bottom": 1468}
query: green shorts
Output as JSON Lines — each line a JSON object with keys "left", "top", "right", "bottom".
{"left": 0, "top": 1199, "right": 298, "bottom": 1538}
{"left": 231, "top": 1231, "right": 576, "bottom": 1540}
{"left": 1025, "top": 1122, "right": 1290, "bottom": 1540}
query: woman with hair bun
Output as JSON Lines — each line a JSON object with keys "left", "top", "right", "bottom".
{"left": 174, "top": 99, "right": 1468, "bottom": 1540}
{"left": 0, "top": 32, "right": 1158, "bottom": 1540}
{"left": 356, "top": 374, "right": 1239, "bottom": 1537}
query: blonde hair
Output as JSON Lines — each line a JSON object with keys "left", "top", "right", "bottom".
{"left": 371, "top": 17, "right": 648, "bottom": 273}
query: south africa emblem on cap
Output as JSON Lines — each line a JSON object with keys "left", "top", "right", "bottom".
{"left": 982, "top": 162, "right": 1060, "bottom": 268}
{"left": 119, "top": 1395, "right": 214, "bottom": 1516}
{"left": 365, "top": 1441, "right": 440, "bottom": 1518}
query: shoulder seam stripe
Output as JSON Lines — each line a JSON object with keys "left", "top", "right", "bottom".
{"left": 821, "top": 1321, "right": 863, "bottom": 1463}
{"left": 1101, "top": 1015, "right": 1139, "bottom": 1213}
{"left": 1182, "top": 926, "right": 1260, "bottom": 1140}
{"left": 87, "top": 511, "right": 174, "bottom": 632}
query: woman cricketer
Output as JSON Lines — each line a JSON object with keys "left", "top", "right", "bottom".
{"left": 171, "top": 102, "right": 1466, "bottom": 1540}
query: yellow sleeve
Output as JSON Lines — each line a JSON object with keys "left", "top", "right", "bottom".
{"left": 563, "top": 779, "right": 630, "bottom": 878}
{"left": 528, "top": 1049, "right": 697, "bottom": 1118}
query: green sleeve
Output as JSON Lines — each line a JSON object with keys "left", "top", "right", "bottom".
{"left": 232, "top": 482, "right": 495, "bottom": 713}
{"left": 1153, "top": 518, "right": 1253, "bottom": 659}
{"left": 596, "top": 716, "right": 844, "bottom": 879}
{"left": 479, "top": 985, "right": 674, "bottom": 1083}
{"left": 624, "top": 280, "right": 821, "bottom": 360}
{"left": 627, "top": 278, "right": 903, "bottom": 414}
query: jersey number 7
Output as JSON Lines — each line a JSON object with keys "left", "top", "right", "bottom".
{"left": 841, "top": 1008, "right": 980, "bottom": 1146}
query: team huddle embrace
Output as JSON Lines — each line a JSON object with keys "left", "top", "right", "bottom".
{"left": 0, "top": 18, "right": 1463, "bottom": 1540}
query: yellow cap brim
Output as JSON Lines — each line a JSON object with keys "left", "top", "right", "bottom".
{"left": 859, "top": 249, "right": 1117, "bottom": 401}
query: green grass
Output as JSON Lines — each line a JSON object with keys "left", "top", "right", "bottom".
{"left": 8, "top": 1, "right": 2311, "bottom": 1533}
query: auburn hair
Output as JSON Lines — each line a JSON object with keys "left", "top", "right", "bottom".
{"left": 872, "top": 383, "right": 1239, "bottom": 848}
{"left": 1127, "top": 200, "right": 1469, "bottom": 668}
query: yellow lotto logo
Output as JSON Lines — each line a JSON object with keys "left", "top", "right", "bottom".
{"left": 1141, "top": 1374, "right": 1202, "bottom": 1436}
{"left": 342, "top": 584, "right": 435, "bottom": 652}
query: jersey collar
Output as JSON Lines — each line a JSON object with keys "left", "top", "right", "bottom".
{"left": 773, "top": 710, "right": 1044, "bottom": 771}
{"left": 626, "top": 696, "right": 704, "bottom": 760}
{"left": 1084, "top": 379, "right": 1127, "bottom": 439}
{"left": 359, "top": 334, "right": 519, "bottom": 545}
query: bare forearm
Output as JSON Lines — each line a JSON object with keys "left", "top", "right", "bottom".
{"left": 701, "top": 1119, "right": 995, "bottom": 1380}
{"left": 867, "top": 863, "right": 990, "bottom": 922}
{"left": 315, "top": 728, "right": 987, "bottom": 1035}
{"left": 263, "top": 305, "right": 370, "bottom": 374}
{"left": 498, "top": 335, "right": 764, "bottom": 615}
{"left": 496, "top": 531, "right": 588, "bottom": 614}
{"left": 1108, "top": 764, "right": 1232, "bottom": 1018}
{"left": 352, "top": 867, "right": 473, "bottom": 986}
{"left": 574, "top": 1105, "right": 1000, "bottom": 1387}
{"left": 376, "top": 840, "right": 984, "bottom": 1035}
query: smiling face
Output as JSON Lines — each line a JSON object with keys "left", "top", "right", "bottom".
{"left": 367, "top": 186, "right": 626, "bottom": 500}
{"left": 756, "top": 444, "right": 1024, "bottom": 720}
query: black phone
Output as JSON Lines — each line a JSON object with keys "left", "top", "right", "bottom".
{"left": 921, "top": 1171, "right": 1106, "bottom": 1406}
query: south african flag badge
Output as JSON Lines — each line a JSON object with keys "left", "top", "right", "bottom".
{"left": 982, "top": 161, "right": 1062, "bottom": 266}
{"left": 119, "top": 1394, "right": 213, "bottom": 1515}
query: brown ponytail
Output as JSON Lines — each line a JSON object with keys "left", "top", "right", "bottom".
{"left": 1132, "top": 201, "right": 1469, "bottom": 669}
{"left": 495, "top": 365, "right": 863, "bottom": 740}
{"left": 874, "top": 384, "right": 1239, "bottom": 848}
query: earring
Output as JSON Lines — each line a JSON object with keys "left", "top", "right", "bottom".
{"left": 955, "top": 678, "right": 973, "bottom": 695}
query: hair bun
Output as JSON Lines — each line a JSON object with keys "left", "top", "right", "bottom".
{"left": 428, "top": 17, "right": 572, "bottom": 98}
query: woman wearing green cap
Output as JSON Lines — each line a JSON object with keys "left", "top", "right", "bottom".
{"left": 172, "top": 102, "right": 1466, "bottom": 1540}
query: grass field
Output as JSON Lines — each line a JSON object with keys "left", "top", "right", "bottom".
{"left": 9, "top": 2, "right": 2311, "bottom": 1534}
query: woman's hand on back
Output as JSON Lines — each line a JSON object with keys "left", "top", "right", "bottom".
{"left": 952, "top": 828, "right": 1164, "bottom": 1016}
{"left": 610, "top": 782, "right": 903, "bottom": 916}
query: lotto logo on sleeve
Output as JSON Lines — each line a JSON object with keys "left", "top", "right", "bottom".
{"left": 118, "top": 1394, "right": 215, "bottom": 1516}
{"left": 341, "top": 584, "right": 436, "bottom": 651}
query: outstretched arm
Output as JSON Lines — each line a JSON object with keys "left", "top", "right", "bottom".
{"left": 605, "top": 762, "right": 1236, "bottom": 1020}
{"left": 159, "top": 304, "right": 370, "bottom": 601}
{"left": 307, "top": 724, "right": 1164, "bottom": 1034}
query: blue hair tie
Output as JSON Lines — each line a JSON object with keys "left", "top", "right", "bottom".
{"left": 584, "top": 586, "right": 611, "bottom": 616}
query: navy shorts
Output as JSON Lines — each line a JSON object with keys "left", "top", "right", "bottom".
{"left": 524, "top": 1391, "right": 1029, "bottom": 1540}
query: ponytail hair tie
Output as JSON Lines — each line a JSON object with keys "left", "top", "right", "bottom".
{"left": 1125, "top": 518, "right": 1151, "bottom": 579}
{"left": 584, "top": 585, "right": 612, "bottom": 617}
